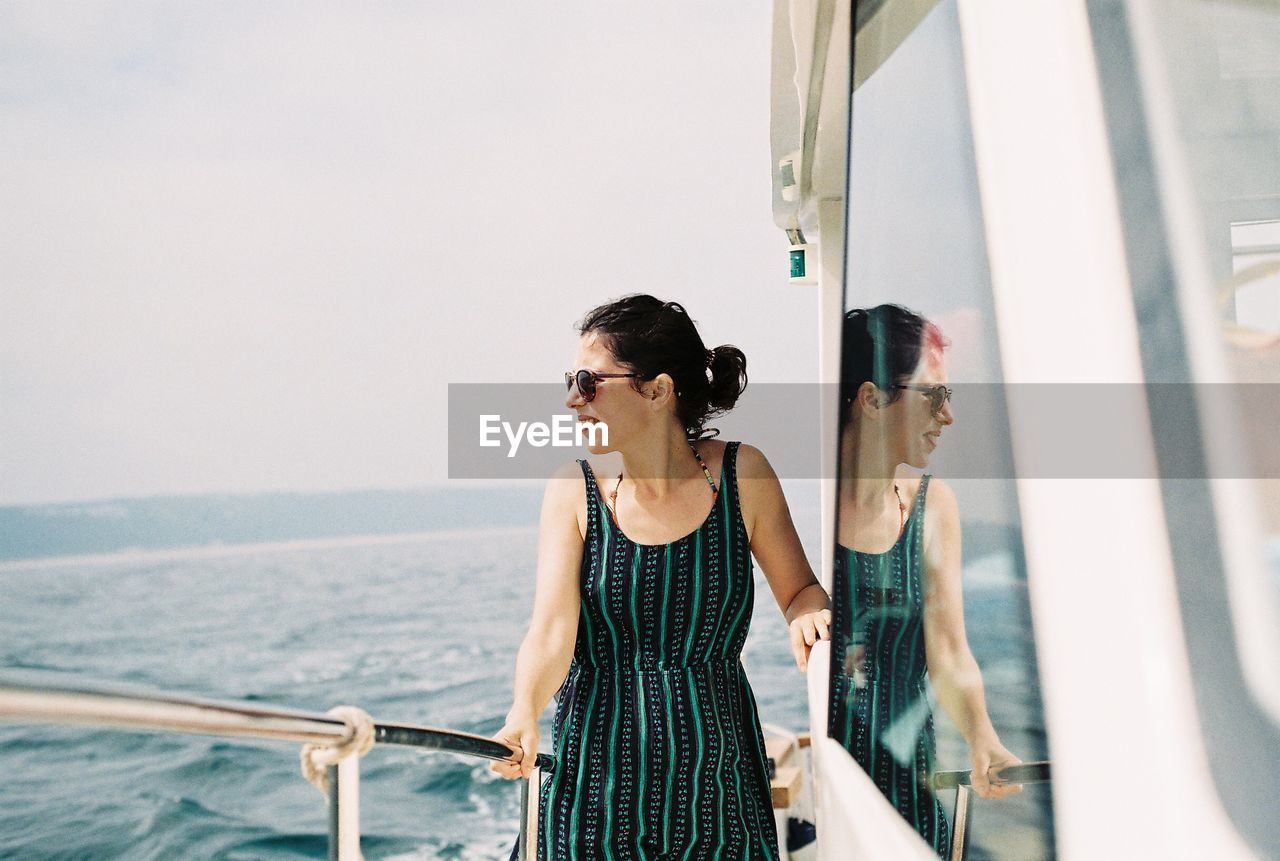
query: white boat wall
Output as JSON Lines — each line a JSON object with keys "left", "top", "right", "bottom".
{"left": 771, "top": 2, "right": 940, "bottom": 855}
{"left": 806, "top": 640, "right": 945, "bottom": 860}
{"left": 775, "top": 0, "right": 1280, "bottom": 859}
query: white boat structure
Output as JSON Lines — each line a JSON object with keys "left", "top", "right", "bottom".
{"left": 3, "top": 0, "right": 1278, "bottom": 858}
{"left": 776, "top": 0, "right": 1279, "bottom": 859}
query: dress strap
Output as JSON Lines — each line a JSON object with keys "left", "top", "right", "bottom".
{"left": 719, "top": 441, "right": 744, "bottom": 525}
{"left": 902, "top": 474, "right": 931, "bottom": 544}
{"left": 578, "top": 459, "right": 599, "bottom": 505}
{"left": 915, "top": 474, "right": 931, "bottom": 514}
{"left": 718, "top": 441, "right": 739, "bottom": 498}
{"left": 577, "top": 459, "right": 604, "bottom": 543}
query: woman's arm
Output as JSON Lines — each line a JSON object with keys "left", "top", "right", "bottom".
{"left": 736, "top": 443, "right": 832, "bottom": 672}
{"left": 921, "top": 479, "right": 1022, "bottom": 799}
{"left": 491, "top": 463, "right": 586, "bottom": 779}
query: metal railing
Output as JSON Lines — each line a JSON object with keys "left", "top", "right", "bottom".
{"left": 933, "top": 761, "right": 1053, "bottom": 861}
{"left": 0, "top": 673, "right": 550, "bottom": 861}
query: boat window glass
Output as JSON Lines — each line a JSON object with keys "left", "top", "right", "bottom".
{"left": 1228, "top": 215, "right": 1280, "bottom": 591}
{"left": 1092, "top": 0, "right": 1280, "bottom": 850}
{"left": 834, "top": 1, "right": 1056, "bottom": 857}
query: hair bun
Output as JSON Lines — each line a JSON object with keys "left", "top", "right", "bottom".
{"left": 706, "top": 344, "right": 747, "bottom": 412}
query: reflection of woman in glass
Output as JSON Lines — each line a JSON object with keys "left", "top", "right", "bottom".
{"left": 831, "top": 304, "right": 1021, "bottom": 857}
{"left": 493, "top": 295, "right": 831, "bottom": 860}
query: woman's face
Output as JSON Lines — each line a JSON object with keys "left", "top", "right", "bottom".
{"left": 564, "top": 332, "right": 651, "bottom": 455}
{"left": 884, "top": 348, "right": 954, "bottom": 469}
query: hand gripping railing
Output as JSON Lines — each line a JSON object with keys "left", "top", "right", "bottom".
{"left": 0, "top": 673, "right": 552, "bottom": 861}
{"left": 932, "top": 761, "right": 1053, "bottom": 861}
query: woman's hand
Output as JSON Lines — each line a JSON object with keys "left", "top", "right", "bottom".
{"left": 491, "top": 709, "right": 540, "bottom": 780}
{"left": 788, "top": 608, "right": 832, "bottom": 673}
{"left": 968, "top": 737, "right": 1023, "bottom": 799}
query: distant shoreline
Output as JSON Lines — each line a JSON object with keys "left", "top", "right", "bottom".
{"left": 0, "top": 486, "right": 547, "bottom": 565}
{"left": 0, "top": 524, "right": 540, "bottom": 571}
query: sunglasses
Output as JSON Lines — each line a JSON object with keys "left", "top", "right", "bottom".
{"left": 894, "top": 383, "right": 953, "bottom": 415}
{"left": 565, "top": 369, "right": 639, "bottom": 402}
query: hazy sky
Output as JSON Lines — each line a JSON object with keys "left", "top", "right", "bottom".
{"left": 0, "top": 2, "right": 819, "bottom": 505}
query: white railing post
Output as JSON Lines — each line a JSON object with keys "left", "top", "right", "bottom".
{"left": 519, "top": 765, "right": 542, "bottom": 860}
{"left": 328, "top": 756, "right": 362, "bottom": 861}
{"left": 947, "top": 785, "right": 971, "bottom": 861}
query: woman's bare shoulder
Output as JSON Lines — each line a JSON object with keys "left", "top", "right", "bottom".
{"left": 543, "top": 460, "right": 589, "bottom": 508}
{"left": 541, "top": 461, "right": 590, "bottom": 539}
{"left": 922, "top": 476, "right": 958, "bottom": 513}
{"left": 920, "top": 477, "right": 961, "bottom": 557}
{"left": 731, "top": 441, "right": 779, "bottom": 481}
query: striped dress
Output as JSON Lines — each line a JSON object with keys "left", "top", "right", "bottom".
{"left": 536, "top": 441, "right": 780, "bottom": 860}
{"left": 828, "top": 475, "right": 951, "bottom": 858}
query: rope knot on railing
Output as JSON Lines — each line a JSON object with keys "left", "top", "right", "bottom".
{"left": 300, "top": 705, "right": 376, "bottom": 796}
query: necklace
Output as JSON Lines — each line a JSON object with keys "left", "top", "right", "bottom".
{"left": 893, "top": 484, "right": 906, "bottom": 537}
{"left": 608, "top": 443, "right": 719, "bottom": 520}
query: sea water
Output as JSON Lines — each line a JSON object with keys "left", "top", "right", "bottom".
{"left": 0, "top": 507, "right": 1052, "bottom": 859}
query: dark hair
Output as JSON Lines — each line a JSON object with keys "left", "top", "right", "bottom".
{"left": 578, "top": 294, "right": 747, "bottom": 439}
{"left": 841, "top": 304, "right": 947, "bottom": 407}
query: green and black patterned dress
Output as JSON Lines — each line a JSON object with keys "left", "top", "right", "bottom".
{"left": 536, "top": 441, "right": 780, "bottom": 860}
{"left": 828, "top": 475, "right": 951, "bottom": 858}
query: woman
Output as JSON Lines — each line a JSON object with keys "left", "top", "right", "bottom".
{"left": 831, "top": 305, "right": 1021, "bottom": 858}
{"left": 493, "top": 294, "right": 831, "bottom": 860}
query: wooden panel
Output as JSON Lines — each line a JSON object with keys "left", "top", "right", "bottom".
{"left": 771, "top": 765, "right": 802, "bottom": 809}
{"left": 764, "top": 734, "right": 794, "bottom": 768}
